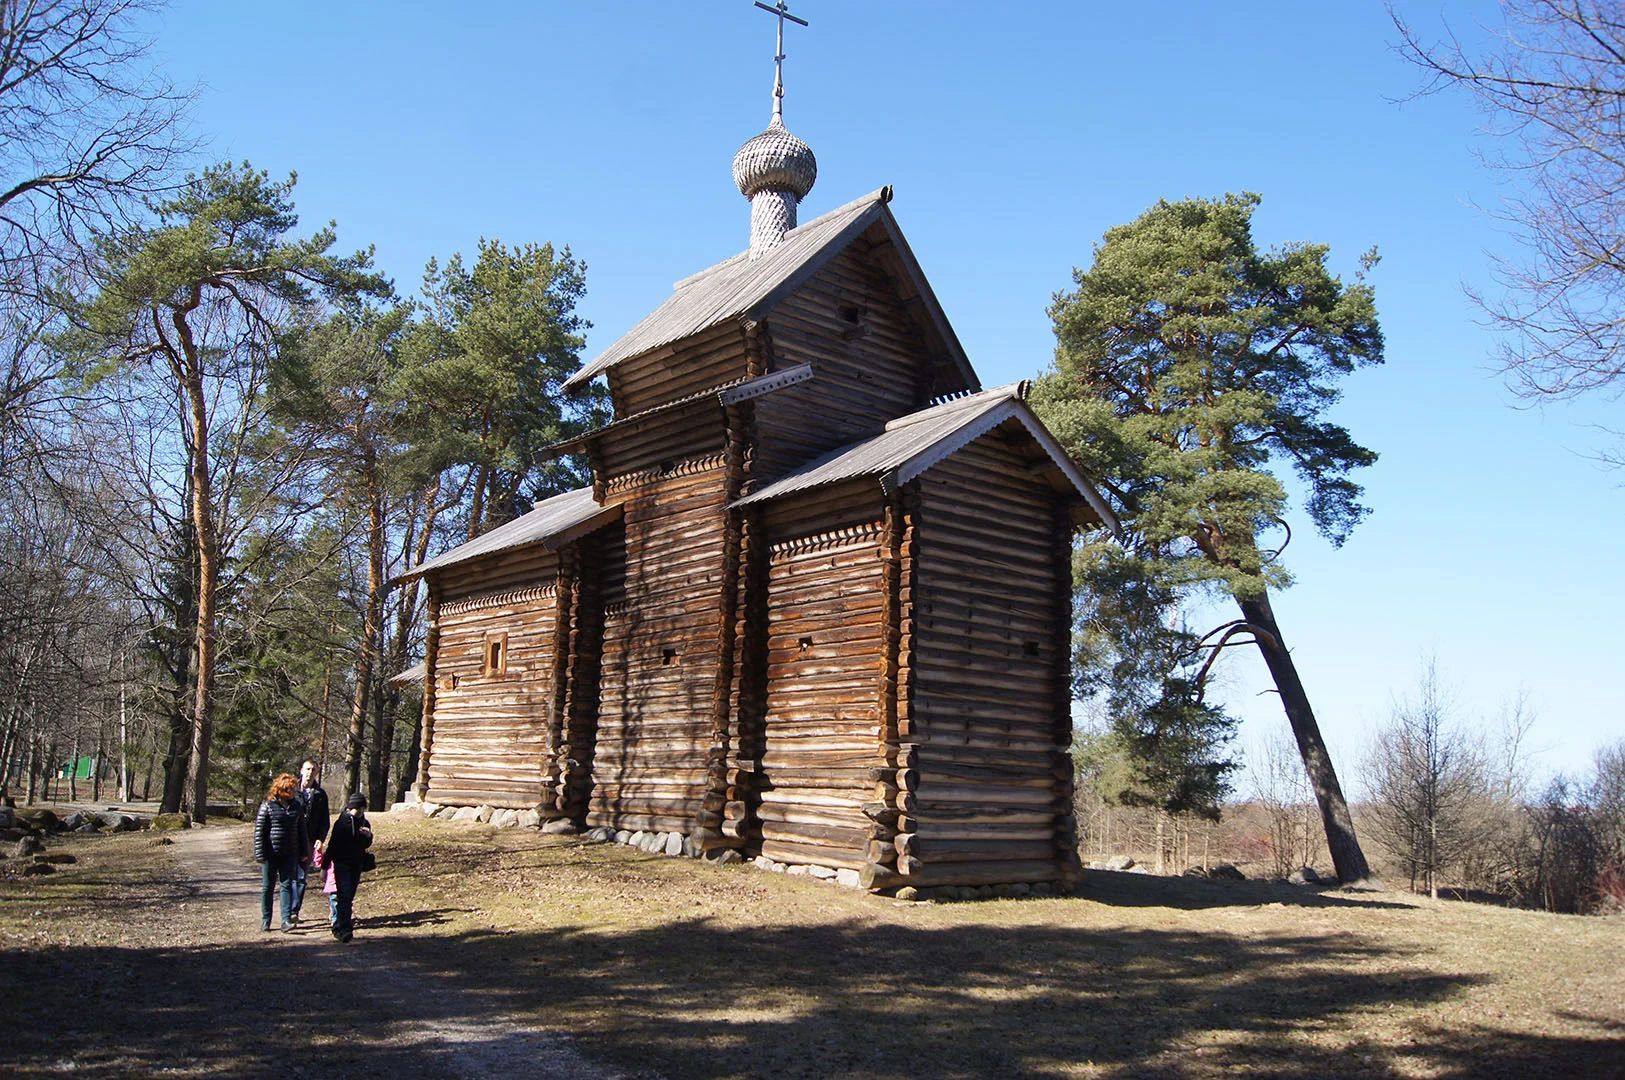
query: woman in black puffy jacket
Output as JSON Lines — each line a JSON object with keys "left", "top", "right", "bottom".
{"left": 254, "top": 773, "right": 309, "bottom": 932}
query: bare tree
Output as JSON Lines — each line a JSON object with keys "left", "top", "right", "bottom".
{"left": 1249, "top": 730, "right": 1325, "bottom": 880}
{"left": 1392, "top": 1, "right": 1625, "bottom": 405}
{"left": 0, "top": 0, "right": 190, "bottom": 282}
{"left": 1591, "top": 740, "right": 1625, "bottom": 862}
{"left": 1364, "top": 659, "right": 1489, "bottom": 897}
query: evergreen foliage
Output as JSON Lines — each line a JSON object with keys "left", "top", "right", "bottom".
{"left": 401, "top": 240, "right": 609, "bottom": 536}
{"left": 1035, "top": 192, "right": 1382, "bottom": 880}
{"left": 54, "top": 161, "right": 388, "bottom": 817}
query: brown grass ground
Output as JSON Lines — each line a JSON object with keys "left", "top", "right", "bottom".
{"left": 2, "top": 808, "right": 1621, "bottom": 1079}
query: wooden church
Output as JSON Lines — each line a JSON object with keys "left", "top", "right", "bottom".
{"left": 401, "top": 40, "right": 1114, "bottom": 892}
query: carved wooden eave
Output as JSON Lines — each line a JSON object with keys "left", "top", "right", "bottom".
{"left": 717, "top": 361, "right": 814, "bottom": 403}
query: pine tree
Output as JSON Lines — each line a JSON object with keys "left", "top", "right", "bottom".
{"left": 1035, "top": 192, "right": 1382, "bottom": 882}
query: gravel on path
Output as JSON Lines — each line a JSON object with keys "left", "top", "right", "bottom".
{"left": 165, "top": 825, "right": 634, "bottom": 1080}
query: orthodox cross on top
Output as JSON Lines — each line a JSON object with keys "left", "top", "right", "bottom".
{"left": 754, "top": 0, "right": 808, "bottom": 124}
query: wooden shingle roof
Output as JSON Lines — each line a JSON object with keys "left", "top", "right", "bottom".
{"left": 564, "top": 187, "right": 977, "bottom": 394}
{"left": 733, "top": 383, "right": 1118, "bottom": 530}
{"left": 399, "top": 486, "right": 621, "bottom": 581}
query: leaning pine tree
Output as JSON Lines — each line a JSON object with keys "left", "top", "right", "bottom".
{"left": 1033, "top": 193, "right": 1383, "bottom": 883}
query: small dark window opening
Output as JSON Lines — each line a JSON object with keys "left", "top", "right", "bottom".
{"left": 484, "top": 632, "right": 508, "bottom": 675}
{"left": 659, "top": 459, "right": 676, "bottom": 475}
{"left": 838, "top": 305, "right": 870, "bottom": 341}
{"left": 662, "top": 648, "right": 679, "bottom": 666}
{"left": 799, "top": 636, "right": 813, "bottom": 651}
{"left": 1023, "top": 641, "right": 1040, "bottom": 658}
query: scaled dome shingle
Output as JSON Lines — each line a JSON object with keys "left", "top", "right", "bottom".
{"left": 732, "top": 120, "right": 817, "bottom": 200}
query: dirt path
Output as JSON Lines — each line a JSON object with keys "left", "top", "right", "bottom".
{"left": 169, "top": 825, "right": 637, "bottom": 1080}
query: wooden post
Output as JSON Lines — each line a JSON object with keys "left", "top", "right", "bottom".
{"left": 862, "top": 484, "right": 919, "bottom": 890}
{"left": 413, "top": 588, "right": 440, "bottom": 800}
{"left": 560, "top": 531, "right": 605, "bottom": 822}
{"left": 1052, "top": 499, "right": 1084, "bottom": 882}
{"left": 864, "top": 488, "right": 906, "bottom": 886}
{"left": 543, "top": 550, "right": 576, "bottom": 816}
{"left": 698, "top": 403, "right": 751, "bottom": 850}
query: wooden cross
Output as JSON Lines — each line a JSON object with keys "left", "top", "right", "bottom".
{"left": 753, "top": 0, "right": 808, "bottom": 124}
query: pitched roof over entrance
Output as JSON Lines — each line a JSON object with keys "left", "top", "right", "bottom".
{"left": 733, "top": 383, "right": 1119, "bottom": 530}
{"left": 564, "top": 187, "right": 978, "bottom": 394}
{"left": 399, "top": 486, "right": 621, "bottom": 581}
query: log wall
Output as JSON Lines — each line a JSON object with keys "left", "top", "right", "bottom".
{"left": 426, "top": 543, "right": 564, "bottom": 807}
{"left": 906, "top": 434, "right": 1073, "bottom": 883}
{"left": 586, "top": 453, "right": 732, "bottom": 834}
{"left": 596, "top": 399, "right": 728, "bottom": 480}
{"left": 607, "top": 323, "right": 750, "bottom": 419}
{"left": 753, "top": 502, "right": 889, "bottom": 871}
{"left": 752, "top": 240, "right": 937, "bottom": 480}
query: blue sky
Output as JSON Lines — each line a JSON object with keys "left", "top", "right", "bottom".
{"left": 151, "top": 1, "right": 1622, "bottom": 785}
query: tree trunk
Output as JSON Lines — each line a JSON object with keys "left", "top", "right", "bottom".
{"left": 467, "top": 462, "right": 488, "bottom": 542}
{"left": 399, "top": 701, "right": 423, "bottom": 801}
{"left": 181, "top": 362, "right": 218, "bottom": 826}
{"left": 370, "top": 675, "right": 394, "bottom": 808}
{"left": 1236, "top": 590, "right": 1371, "bottom": 883}
{"left": 393, "top": 476, "right": 439, "bottom": 803}
{"left": 92, "top": 725, "right": 103, "bottom": 802}
{"left": 159, "top": 506, "right": 199, "bottom": 815}
{"left": 345, "top": 471, "right": 385, "bottom": 800}
{"left": 159, "top": 701, "right": 190, "bottom": 813}
{"left": 0, "top": 695, "right": 21, "bottom": 798}
{"left": 28, "top": 732, "right": 43, "bottom": 804}
{"left": 317, "top": 612, "right": 336, "bottom": 771}
{"left": 1429, "top": 814, "right": 1439, "bottom": 899}
{"left": 141, "top": 722, "right": 158, "bottom": 800}
{"left": 117, "top": 659, "right": 130, "bottom": 802}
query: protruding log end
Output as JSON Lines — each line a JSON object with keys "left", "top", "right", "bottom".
{"left": 693, "top": 827, "right": 738, "bottom": 852}
{"left": 860, "top": 862, "right": 903, "bottom": 891}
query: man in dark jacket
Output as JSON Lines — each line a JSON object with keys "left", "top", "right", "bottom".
{"left": 324, "top": 792, "right": 373, "bottom": 942}
{"left": 253, "top": 773, "right": 310, "bottom": 932}
{"left": 290, "top": 759, "right": 330, "bottom": 923}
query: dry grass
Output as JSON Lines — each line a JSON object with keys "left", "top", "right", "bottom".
{"left": 2, "top": 809, "right": 1621, "bottom": 1079}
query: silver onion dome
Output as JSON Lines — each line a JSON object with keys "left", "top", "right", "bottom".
{"left": 732, "top": 119, "right": 817, "bottom": 201}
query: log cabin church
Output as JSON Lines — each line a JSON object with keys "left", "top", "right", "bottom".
{"left": 400, "top": 36, "right": 1115, "bottom": 893}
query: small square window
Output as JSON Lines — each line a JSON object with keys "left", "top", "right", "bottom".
{"left": 484, "top": 631, "right": 508, "bottom": 676}
{"left": 1023, "top": 641, "right": 1040, "bottom": 658}
{"left": 662, "top": 648, "right": 679, "bottom": 666}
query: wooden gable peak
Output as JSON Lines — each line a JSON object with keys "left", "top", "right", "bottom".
{"left": 564, "top": 187, "right": 978, "bottom": 396}
{"left": 734, "top": 382, "right": 1118, "bottom": 530}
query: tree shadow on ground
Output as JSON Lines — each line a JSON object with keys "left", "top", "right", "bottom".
{"left": 3, "top": 914, "right": 1619, "bottom": 1080}
{"left": 1076, "top": 869, "right": 1414, "bottom": 911}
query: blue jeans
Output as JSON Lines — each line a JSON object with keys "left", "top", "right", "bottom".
{"left": 260, "top": 855, "right": 299, "bottom": 928}
{"left": 329, "top": 862, "right": 360, "bottom": 937}
{"left": 291, "top": 861, "right": 307, "bottom": 914}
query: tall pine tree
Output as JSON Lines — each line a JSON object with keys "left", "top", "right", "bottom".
{"left": 1035, "top": 193, "right": 1382, "bottom": 882}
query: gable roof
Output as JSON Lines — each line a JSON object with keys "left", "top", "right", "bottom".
{"left": 399, "top": 486, "right": 621, "bottom": 581}
{"left": 733, "top": 383, "right": 1118, "bottom": 531}
{"left": 564, "top": 188, "right": 978, "bottom": 394}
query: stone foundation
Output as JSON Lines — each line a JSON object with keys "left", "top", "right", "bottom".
{"left": 408, "top": 803, "right": 1069, "bottom": 899}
